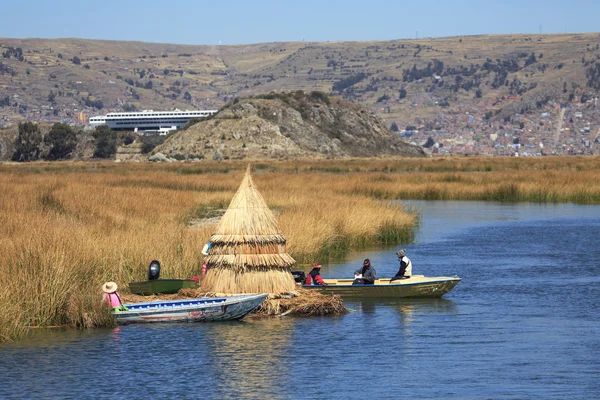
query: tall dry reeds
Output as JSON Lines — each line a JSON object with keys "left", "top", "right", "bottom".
{"left": 0, "top": 161, "right": 415, "bottom": 342}
{"left": 2, "top": 156, "right": 597, "bottom": 342}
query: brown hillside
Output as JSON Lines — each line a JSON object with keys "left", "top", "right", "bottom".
{"left": 154, "top": 92, "right": 425, "bottom": 160}
{"left": 1, "top": 34, "right": 599, "bottom": 125}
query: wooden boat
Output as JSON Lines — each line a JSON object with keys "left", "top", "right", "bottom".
{"left": 129, "top": 279, "right": 199, "bottom": 295}
{"left": 302, "top": 275, "right": 461, "bottom": 298}
{"left": 115, "top": 294, "right": 268, "bottom": 324}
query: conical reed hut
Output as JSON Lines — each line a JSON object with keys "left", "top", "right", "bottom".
{"left": 201, "top": 166, "right": 296, "bottom": 294}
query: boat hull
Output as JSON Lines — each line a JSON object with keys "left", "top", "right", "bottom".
{"left": 303, "top": 275, "right": 460, "bottom": 298}
{"left": 129, "top": 279, "right": 199, "bottom": 295}
{"left": 115, "top": 294, "right": 267, "bottom": 324}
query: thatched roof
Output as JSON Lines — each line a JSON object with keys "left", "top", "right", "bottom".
{"left": 202, "top": 166, "right": 296, "bottom": 294}
{"left": 209, "top": 165, "right": 287, "bottom": 246}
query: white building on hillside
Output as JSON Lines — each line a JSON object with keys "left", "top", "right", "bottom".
{"left": 89, "top": 109, "right": 218, "bottom": 134}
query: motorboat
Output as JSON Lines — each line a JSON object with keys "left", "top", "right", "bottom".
{"left": 302, "top": 275, "right": 460, "bottom": 298}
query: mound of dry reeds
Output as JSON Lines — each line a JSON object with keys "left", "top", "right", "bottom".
{"left": 253, "top": 288, "right": 347, "bottom": 317}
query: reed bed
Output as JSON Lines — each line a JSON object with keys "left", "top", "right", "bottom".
{"left": 2, "top": 156, "right": 597, "bottom": 342}
{"left": 0, "top": 161, "right": 413, "bottom": 342}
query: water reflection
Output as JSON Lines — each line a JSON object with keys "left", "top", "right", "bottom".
{"left": 203, "top": 318, "right": 295, "bottom": 399}
{"left": 350, "top": 298, "right": 457, "bottom": 320}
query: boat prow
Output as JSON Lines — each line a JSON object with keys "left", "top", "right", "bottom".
{"left": 302, "top": 275, "right": 461, "bottom": 298}
{"left": 114, "top": 293, "right": 268, "bottom": 324}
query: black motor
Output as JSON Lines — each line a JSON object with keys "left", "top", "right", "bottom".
{"left": 291, "top": 270, "right": 306, "bottom": 284}
{"left": 148, "top": 260, "right": 161, "bottom": 281}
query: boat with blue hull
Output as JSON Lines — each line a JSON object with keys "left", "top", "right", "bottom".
{"left": 115, "top": 294, "right": 268, "bottom": 324}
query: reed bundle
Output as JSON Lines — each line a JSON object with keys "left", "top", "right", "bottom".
{"left": 253, "top": 288, "right": 348, "bottom": 316}
{"left": 201, "top": 166, "right": 296, "bottom": 294}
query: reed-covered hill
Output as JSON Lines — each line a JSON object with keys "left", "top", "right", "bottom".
{"left": 154, "top": 92, "right": 426, "bottom": 160}
{"left": 2, "top": 33, "right": 600, "bottom": 130}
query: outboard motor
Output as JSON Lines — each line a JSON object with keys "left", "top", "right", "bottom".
{"left": 291, "top": 270, "right": 306, "bottom": 284}
{"left": 148, "top": 260, "right": 161, "bottom": 281}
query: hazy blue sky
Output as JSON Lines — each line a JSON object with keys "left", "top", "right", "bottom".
{"left": 2, "top": 0, "right": 599, "bottom": 44}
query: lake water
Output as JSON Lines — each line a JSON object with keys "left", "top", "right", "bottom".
{"left": 1, "top": 201, "right": 599, "bottom": 399}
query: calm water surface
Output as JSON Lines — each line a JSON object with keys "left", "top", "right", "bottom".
{"left": 2, "top": 201, "right": 599, "bottom": 399}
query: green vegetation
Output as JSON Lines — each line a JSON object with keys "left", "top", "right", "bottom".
{"left": 332, "top": 73, "right": 367, "bottom": 93}
{"left": 92, "top": 125, "right": 117, "bottom": 158}
{"left": 12, "top": 122, "right": 42, "bottom": 162}
{"left": 44, "top": 123, "right": 78, "bottom": 160}
{"left": 141, "top": 133, "right": 165, "bottom": 154}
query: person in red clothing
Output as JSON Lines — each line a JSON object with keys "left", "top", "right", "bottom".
{"left": 305, "top": 263, "right": 327, "bottom": 286}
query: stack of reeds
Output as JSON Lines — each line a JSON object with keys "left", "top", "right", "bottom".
{"left": 201, "top": 166, "right": 296, "bottom": 294}
{"left": 254, "top": 289, "right": 348, "bottom": 317}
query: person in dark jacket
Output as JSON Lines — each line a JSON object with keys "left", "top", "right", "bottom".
{"left": 305, "top": 263, "right": 327, "bottom": 286}
{"left": 353, "top": 259, "right": 376, "bottom": 285}
{"left": 391, "top": 249, "right": 412, "bottom": 282}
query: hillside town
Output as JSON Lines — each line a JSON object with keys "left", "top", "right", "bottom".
{"left": 2, "top": 34, "right": 600, "bottom": 157}
{"left": 2, "top": 93, "right": 600, "bottom": 157}
{"left": 382, "top": 96, "right": 600, "bottom": 156}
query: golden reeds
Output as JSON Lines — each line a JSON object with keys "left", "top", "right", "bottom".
{"left": 202, "top": 166, "right": 296, "bottom": 294}
{"left": 1, "top": 156, "right": 597, "bottom": 342}
{"left": 253, "top": 288, "right": 348, "bottom": 317}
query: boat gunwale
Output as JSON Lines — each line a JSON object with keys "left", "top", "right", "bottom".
{"left": 121, "top": 294, "right": 267, "bottom": 311}
{"left": 304, "top": 277, "right": 461, "bottom": 288}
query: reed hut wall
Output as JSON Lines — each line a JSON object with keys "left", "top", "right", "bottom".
{"left": 201, "top": 167, "right": 296, "bottom": 294}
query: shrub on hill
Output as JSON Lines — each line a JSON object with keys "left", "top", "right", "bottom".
{"left": 44, "top": 123, "right": 78, "bottom": 160}
{"left": 141, "top": 133, "right": 166, "bottom": 154}
{"left": 84, "top": 97, "right": 104, "bottom": 109}
{"left": 586, "top": 62, "right": 600, "bottom": 90}
{"left": 332, "top": 73, "right": 367, "bottom": 93}
{"left": 92, "top": 125, "right": 117, "bottom": 158}
{"left": 12, "top": 122, "right": 43, "bottom": 162}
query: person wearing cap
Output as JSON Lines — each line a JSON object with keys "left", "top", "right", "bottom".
{"left": 305, "top": 263, "right": 327, "bottom": 286}
{"left": 353, "top": 259, "right": 376, "bottom": 285}
{"left": 391, "top": 249, "right": 412, "bottom": 282}
{"left": 102, "top": 282, "right": 128, "bottom": 312}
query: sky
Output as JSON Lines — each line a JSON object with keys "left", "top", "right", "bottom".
{"left": 1, "top": 0, "right": 599, "bottom": 45}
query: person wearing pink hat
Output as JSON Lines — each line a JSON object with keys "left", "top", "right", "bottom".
{"left": 305, "top": 263, "right": 327, "bottom": 286}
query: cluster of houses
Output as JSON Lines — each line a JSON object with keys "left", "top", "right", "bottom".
{"left": 393, "top": 98, "right": 600, "bottom": 156}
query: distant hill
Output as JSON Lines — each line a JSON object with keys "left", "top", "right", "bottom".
{"left": 155, "top": 92, "right": 426, "bottom": 160}
{"left": 2, "top": 33, "right": 600, "bottom": 133}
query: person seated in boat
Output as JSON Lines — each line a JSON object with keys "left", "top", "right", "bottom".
{"left": 353, "top": 259, "right": 376, "bottom": 285}
{"left": 391, "top": 249, "right": 412, "bottom": 282}
{"left": 102, "top": 282, "right": 128, "bottom": 312}
{"left": 305, "top": 263, "right": 327, "bottom": 286}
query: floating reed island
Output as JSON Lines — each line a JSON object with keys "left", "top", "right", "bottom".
{"left": 123, "top": 165, "right": 348, "bottom": 316}
{"left": 198, "top": 165, "right": 346, "bottom": 316}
